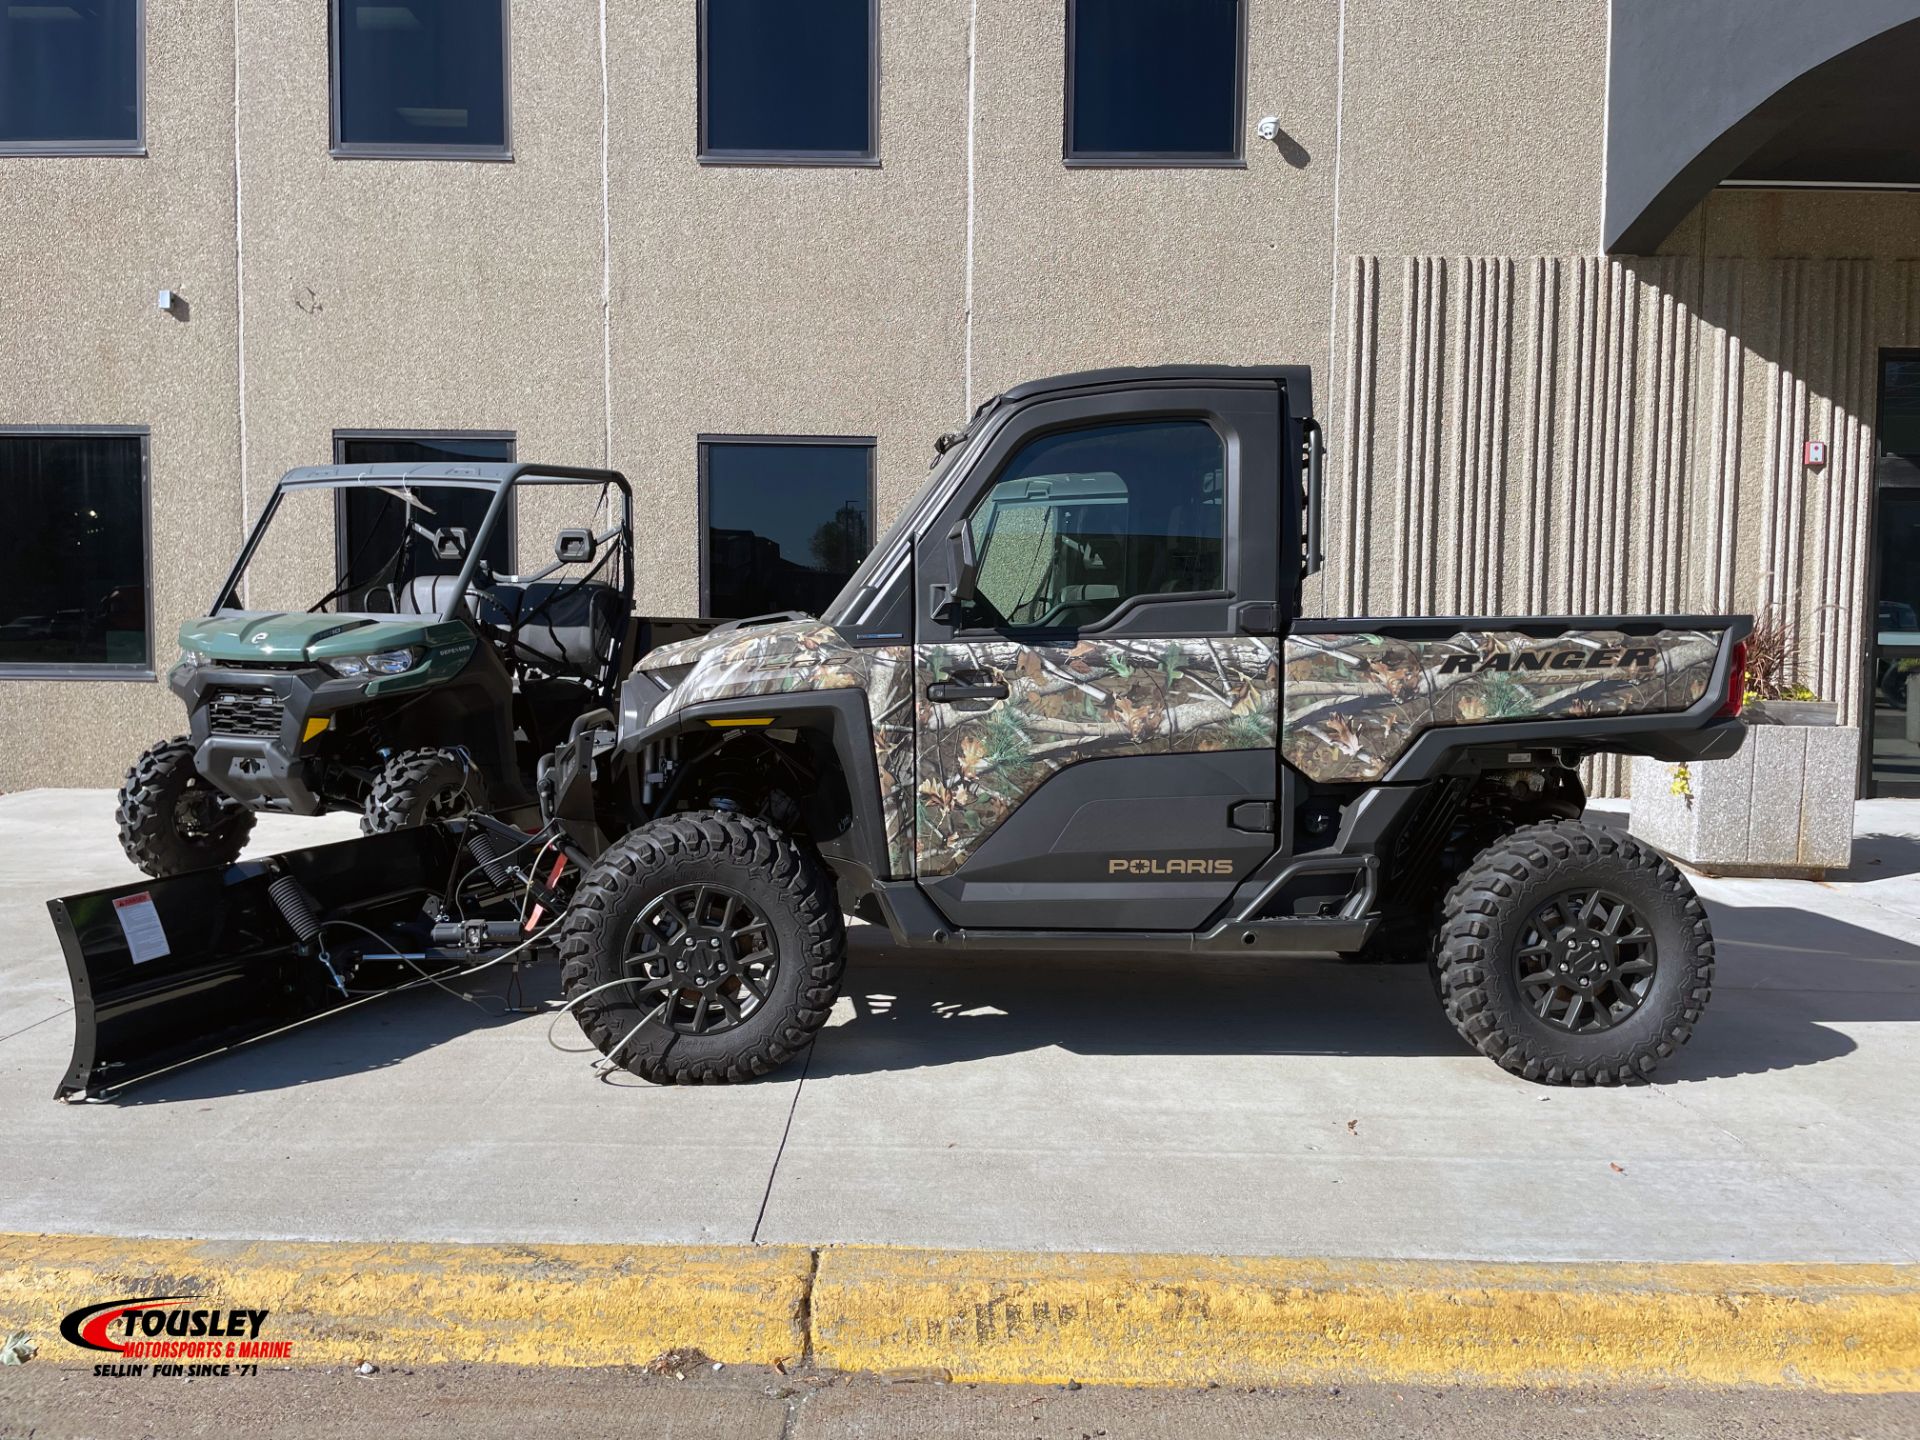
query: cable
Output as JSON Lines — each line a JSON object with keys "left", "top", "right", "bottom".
{"left": 319, "top": 914, "right": 562, "bottom": 1017}
{"left": 518, "top": 833, "right": 562, "bottom": 923}
{"left": 319, "top": 918, "right": 507, "bottom": 1014}
{"left": 544, "top": 971, "right": 676, "bottom": 1067}
{"left": 449, "top": 819, "right": 559, "bottom": 921}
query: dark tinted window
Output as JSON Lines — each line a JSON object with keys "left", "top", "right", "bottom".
{"left": 701, "top": 0, "right": 874, "bottom": 159}
{"left": 336, "top": 435, "right": 514, "bottom": 608}
{"left": 0, "top": 433, "right": 148, "bottom": 671}
{"left": 333, "top": 0, "right": 508, "bottom": 152}
{"left": 0, "top": 0, "right": 141, "bottom": 150}
{"left": 1881, "top": 356, "right": 1920, "bottom": 465}
{"left": 703, "top": 440, "right": 873, "bottom": 619}
{"left": 964, "top": 420, "right": 1224, "bottom": 631}
{"left": 1068, "top": 0, "right": 1242, "bottom": 160}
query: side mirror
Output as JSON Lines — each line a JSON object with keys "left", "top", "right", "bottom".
{"left": 951, "top": 521, "right": 980, "bottom": 602}
{"left": 433, "top": 527, "right": 470, "bottom": 562}
{"left": 556, "top": 528, "right": 596, "bottom": 564}
{"left": 930, "top": 521, "right": 980, "bottom": 627}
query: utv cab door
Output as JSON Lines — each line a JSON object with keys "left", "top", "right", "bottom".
{"left": 911, "top": 381, "right": 1293, "bottom": 930}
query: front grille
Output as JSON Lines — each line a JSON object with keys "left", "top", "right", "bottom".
{"left": 206, "top": 687, "right": 285, "bottom": 738}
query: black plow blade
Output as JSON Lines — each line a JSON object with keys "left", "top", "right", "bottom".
{"left": 49, "top": 821, "right": 576, "bottom": 1101}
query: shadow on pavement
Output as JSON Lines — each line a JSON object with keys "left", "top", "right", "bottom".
{"left": 84, "top": 902, "right": 1920, "bottom": 1102}
{"left": 815, "top": 905, "right": 1920, "bottom": 1084}
{"left": 102, "top": 965, "right": 563, "bottom": 1107}
{"left": 1838, "top": 830, "right": 1920, "bottom": 881}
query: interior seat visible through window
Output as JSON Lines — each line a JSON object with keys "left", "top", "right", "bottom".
{"left": 961, "top": 418, "right": 1225, "bottom": 632}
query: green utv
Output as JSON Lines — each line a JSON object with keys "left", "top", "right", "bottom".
{"left": 56, "top": 366, "right": 1752, "bottom": 1101}
{"left": 115, "top": 461, "right": 710, "bottom": 877}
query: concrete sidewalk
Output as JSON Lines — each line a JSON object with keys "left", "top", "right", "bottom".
{"left": 2, "top": 789, "right": 1918, "bottom": 1265}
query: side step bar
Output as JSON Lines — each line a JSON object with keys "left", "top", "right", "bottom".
{"left": 871, "top": 869, "right": 1378, "bottom": 959}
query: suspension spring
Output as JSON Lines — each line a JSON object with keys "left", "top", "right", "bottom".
{"left": 267, "top": 873, "right": 322, "bottom": 945}
{"left": 467, "top": 827, "right": 511, "bottom": 888}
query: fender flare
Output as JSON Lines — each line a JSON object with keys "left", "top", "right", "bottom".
{"left": 618, "top": 691, "right": 896, "bottom": 887}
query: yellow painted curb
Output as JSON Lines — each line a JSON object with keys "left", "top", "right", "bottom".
{"left": 0, "top": 1234, "right": 811, "bottom": 1369}
{"left": 813, "top": 1248, "right": 1920, "bottom": 1392}
{"left": 4, "top": 1235, "right": 1917, "bottom": 1389}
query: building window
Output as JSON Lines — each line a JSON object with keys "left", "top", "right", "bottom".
{"left": 1065, "top": 0, "right": 1244, "bottom": 165}
{"left": 962, "top": 420, "right": 1224, "bottom": 631}
{"left": 701, "top": 437, "right": 874, "bottom": 619}
{"left": 0, "top": 0, "right": 143, "bottom": 155}
{"left": 699, "top": 0, "right": 877, "bottom": 164}
{"left": 0, "top": 429, "right": 150, "bottom": 676}
{"left": 330, "top": 0, "right": 510, "bottom": 158}
{"left": 334, "top": 432, "right": 515, "bottom": 608}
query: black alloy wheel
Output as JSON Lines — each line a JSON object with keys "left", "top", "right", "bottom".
{"left": 1512, "top": 888, "right": 1656, "bottom": 1033}
{"left": 623, "top": 882, "right": 779, "bottom": 1036}
{"left": 1434, "top": 818, "right": 1713, "bottom": 1085}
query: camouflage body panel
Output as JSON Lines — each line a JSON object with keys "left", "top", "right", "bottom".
{"left": 914, "top": 638, "right": 1279, "bottom": 878}
{"left": 1281, "top": 628, "right": 1724, "bottom": 783}
{"left": 637, "top": 621, "right": 917, "bottom": 877}
{"left": 866, "top": 647, "right": 917, "bottom": 877}
{"left": 639, "top": 621, "right": 864, "bottom": 703}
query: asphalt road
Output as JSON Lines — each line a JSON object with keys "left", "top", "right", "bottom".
{"left": 3, "top": 790, "right": 1919, "bottom": 1263}
{"left": 4, "top": 1364, "right": 1917, "bottom": 1440}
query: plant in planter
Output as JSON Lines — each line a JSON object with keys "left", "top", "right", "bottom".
{"left": 1630, "top": 612, "right": 1857, "bottom": 878}
{"left": 1740, "top": 611, "right": 1835, "bottom": 727}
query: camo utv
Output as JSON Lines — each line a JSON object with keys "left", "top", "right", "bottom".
{"left": 540, "top": 365, "right": 1750, "bottom": 1088}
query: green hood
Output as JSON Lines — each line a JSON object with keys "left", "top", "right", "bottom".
{"left": 179, "top": 611, "right": 469, "bottom": 664}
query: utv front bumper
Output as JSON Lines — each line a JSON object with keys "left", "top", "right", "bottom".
{"left": 171, "top": 662, "right": 373, "bottom": 814}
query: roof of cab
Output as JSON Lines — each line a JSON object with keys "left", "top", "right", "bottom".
{"left": 992, "top": 364, "right": 1314, "bottom": 422}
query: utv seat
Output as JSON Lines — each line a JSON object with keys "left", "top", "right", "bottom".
{"left": 395, "top": 574, "right": 468, "bottom": 618}
{"left": 483, "top": 582, "right": 625, "bottom": 679}
{"left": 396, "top": 574, "right": 623, "bottom": 683}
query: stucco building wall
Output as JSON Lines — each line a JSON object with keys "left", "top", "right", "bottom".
{"left": 0, "top": 0, "right": 241, "bottom": 785}
{"left": 1317, "top": 189, "right": 1920, "bottom": 791}
{"left": 0, "top": 2, "right": 1911, "bottom": 796}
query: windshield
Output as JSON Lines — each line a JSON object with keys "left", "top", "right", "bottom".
{"left": 222, "top": 481, "right": 507, "bottom": 616}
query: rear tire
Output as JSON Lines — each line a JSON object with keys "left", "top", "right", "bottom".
{"left": 362, "top": 748, "right": 481, "bottom": 834}
{"left": 1434, "top": 818, "right": 1713, "bottom": 1085}
{"left": 117, "top": 736, "right": 256, "bottom": 878}
{"left": 558, "top": 810, "right": 845, "bottom": 1084}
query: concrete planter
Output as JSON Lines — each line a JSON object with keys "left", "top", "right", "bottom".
{"left": 1628, "top": 719, "right": 1857, "bottom": 879}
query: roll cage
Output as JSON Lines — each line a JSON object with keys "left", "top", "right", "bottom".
{"left": 212, "top": 462, "right": 638, "bottom": 701}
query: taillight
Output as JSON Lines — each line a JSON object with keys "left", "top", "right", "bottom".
{"left": 1717, "top": 639, "right": 1747, "bottom": 718}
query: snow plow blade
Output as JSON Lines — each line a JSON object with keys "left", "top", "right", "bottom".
{"left": 50, "top": 819, "right": 580, "bottom": 1101}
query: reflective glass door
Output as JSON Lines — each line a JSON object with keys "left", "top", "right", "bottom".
{"left": 1870, "top": 354, "right": 1920, "bottom": 798}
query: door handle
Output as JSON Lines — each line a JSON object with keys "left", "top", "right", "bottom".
{"left": 926, "top": 674, "right": 1008, "bottom": 703}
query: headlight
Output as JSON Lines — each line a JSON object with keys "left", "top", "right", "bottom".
{"left": 178, "top": 649, "right": 208, "bottom": 667}
{"left": 326, "top": 647, "right": 417, "bottom": 679}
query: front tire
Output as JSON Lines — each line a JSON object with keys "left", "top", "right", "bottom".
{"left": 362, "top": 748, "right": 481, "bottom": 834}
{"left": 116, "top": 736, "right": 256, "bottom": 878}
{"left": 1434, "top": 819, "right": 1713, "bottom": 1085}
{"left": 558, "top": 811, "right": 845, "bottom": 1084}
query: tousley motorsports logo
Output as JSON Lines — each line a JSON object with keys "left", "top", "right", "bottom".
{"left": 61, "top": 1295, "right": 291, "bottom": 1376}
